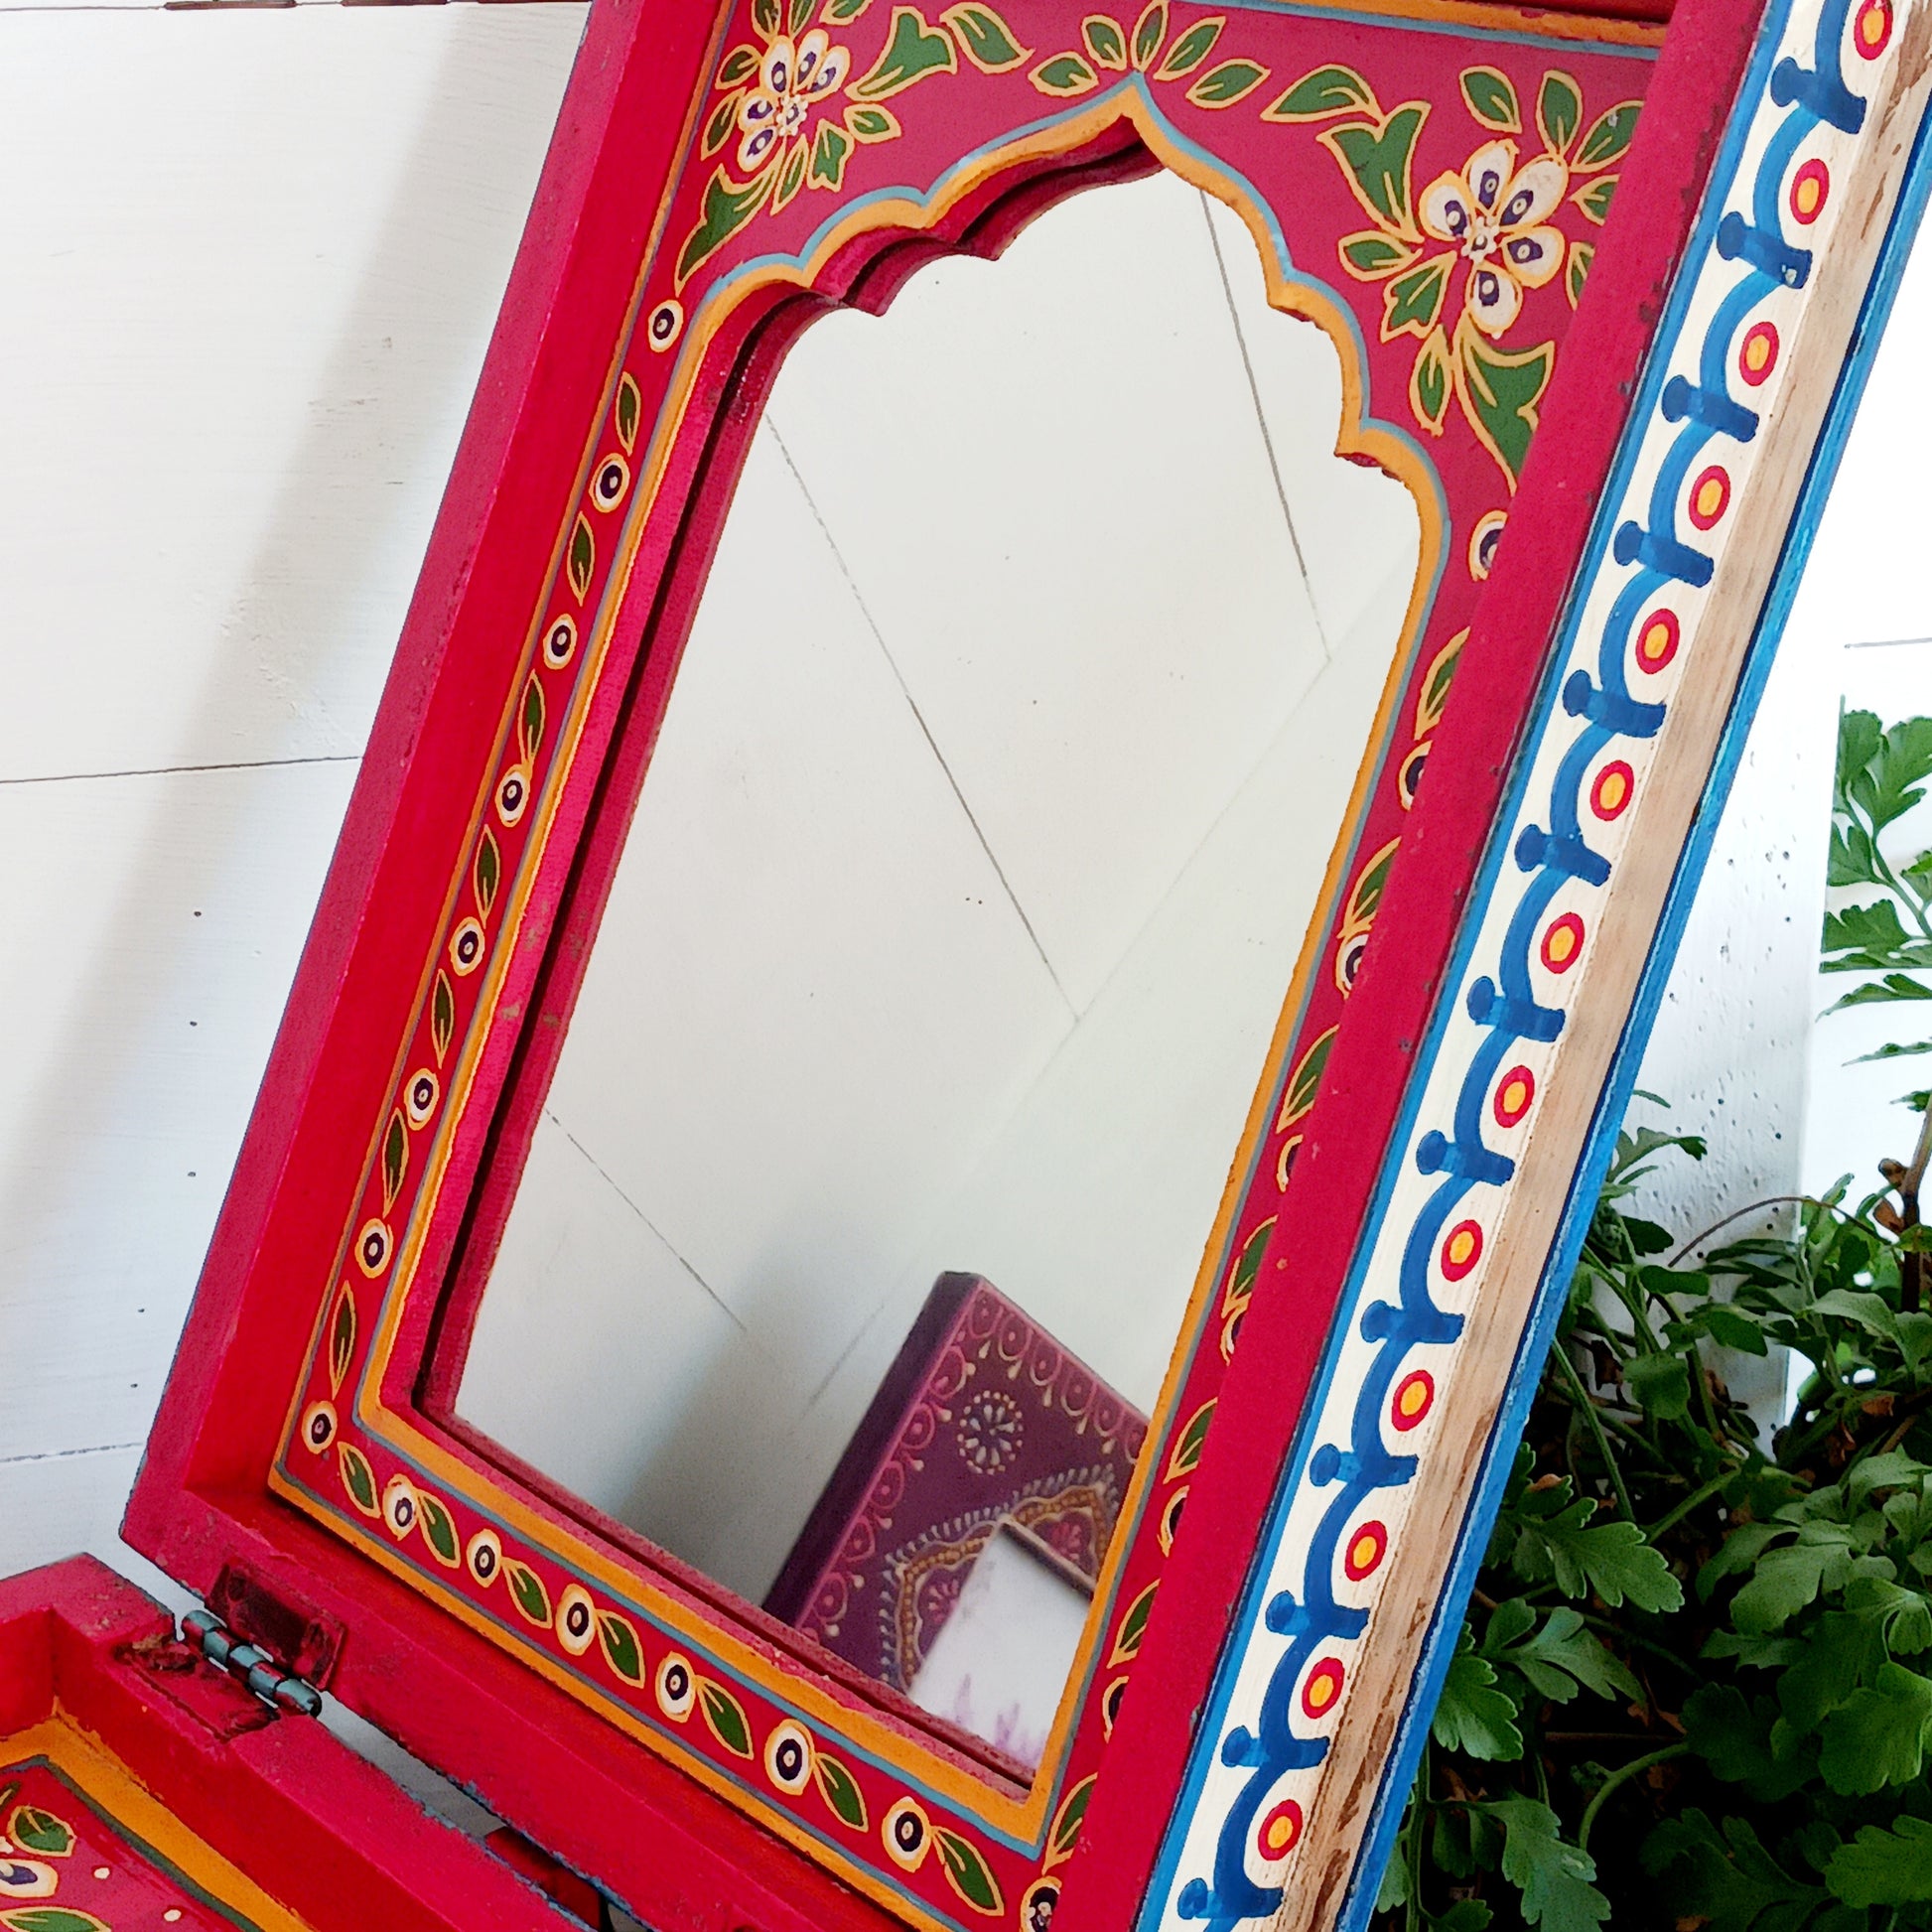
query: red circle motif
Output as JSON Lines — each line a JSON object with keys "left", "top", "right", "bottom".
{"left": 1789, "top": 158, "right": 1831, "bottom": 225}
{"left": 1392, "top": 1369, "right": 1436, "bottom": 1433}
{"left": 1634, "top": 609, "right": 1680, "bottom": 674}
{"left": 1738, "top": 321, "right": 1780, "bottom": 387}
{"left": 1343, "top": 1519, "right": 1389, "bottom": 1582}
{"left": 1301, "top": 1657, "right": 1346, "bottom": 1720}
{"left": 1590, "top": 760, "right": 1635, "bottom": 821}
{"left": 1855, "top": 0, "right": 1893, "bottom": 55}
{"left": 1441, "top": 1219, "right": 1484, "bottom": 1281}
{"left": 1256, "top": 1798, "right": 1305, "bottom": 1862}
{"left": 1493, "top": 1066, "right": 1536, "bottom": 1128}
{"left": 1688, "top": 465, "right": 1731, "bottom": 531}
{"left": 1541, "top": 911, "right": 1587, "bottom": 974}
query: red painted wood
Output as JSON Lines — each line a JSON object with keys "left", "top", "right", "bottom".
{"left": 0, "top": 1557, "right": 577, "bottom": 1930}
{"left": 1052, "top": 0, "right": 1768, "bottom": 1920}
{"left": 124, "top": 0, "right": 1745, "bottom": 1924}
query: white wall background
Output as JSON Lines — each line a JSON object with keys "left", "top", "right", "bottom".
{"left": 0, "top": 1, "right": 1922, "bottom": 1653}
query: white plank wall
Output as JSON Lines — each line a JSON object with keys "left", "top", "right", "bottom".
{"left": 0, "top": 3, "right": 587, "bottom": 1580}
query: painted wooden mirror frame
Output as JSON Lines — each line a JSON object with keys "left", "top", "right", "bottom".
{"left": 122, "top": 0, "right": 1932, "bottom": 1922}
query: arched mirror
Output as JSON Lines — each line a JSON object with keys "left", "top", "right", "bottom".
{"left": 440, "top": 169, "right": 1420, "bottom": 1773}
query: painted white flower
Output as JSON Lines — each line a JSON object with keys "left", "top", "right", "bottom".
{"left": 1418, "top": 139, "right": 1568, "bottom": 339}
{"left": 736, "top": 29, "right": 851, "bottom": 176}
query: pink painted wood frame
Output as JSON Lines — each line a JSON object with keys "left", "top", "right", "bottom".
{"left": 0, "top": 1557, "right": 576, "bottom": 1929}
{"left": 124, "top": 0, "right": 1760, "bottom": 1924}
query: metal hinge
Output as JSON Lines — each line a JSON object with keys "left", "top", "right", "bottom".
{"left": 180, "top": 1606, "right": 324, "bottom": 1717}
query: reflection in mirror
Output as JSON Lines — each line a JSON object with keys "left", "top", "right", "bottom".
{"left": 452, "top": 169, "right": 1420, "bottom": 1769}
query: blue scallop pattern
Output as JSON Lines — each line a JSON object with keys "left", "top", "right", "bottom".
{"left": 1164, "top": 0, "right": 1867, "bottom": 1918}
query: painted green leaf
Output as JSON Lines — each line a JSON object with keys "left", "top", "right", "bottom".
{"left": 1566, "top": 238, "right": 1592, "bottom": 307}
{"left": 1131, "top": 0, "right": 1167, "bottom": 66}
{"left": 340, "top": 1444, "right": 378, "bottom": 1516}
{"left": 1576, "top": 98, "right": 1639, "bottom": 170}
{"left": 1536, "top": 69, "right": 1584, "bottom": 157}
{"left": 813, "top": 1749, "right": 868, "bottom": 1829}
{"left": 753, "top": 0, "right": 783, "bottom": 33}
{"left": 329, "top": 1284, "right": 355, "bottom": 1392}
{"left": 1321, "top": 104, "right": 1427, "bottom": 233}
{"left": 567, "top": 514, "right": 595, "bottom": 599}
{"left": 850, "top": 7, "right": 958, "bottom": 99}
{"left": 1263, "top": 63, "right": 1376, "bottom": 120}
{"left": 1031, "top": 51, "right": 1100, "bottom": 93}
{"left": 1348, "top": 843, "right": 1398, "bottom": 927}
{"left": 1383, "top": 254, "right": 1449, "bottom": 338}
{"left": 382, "top": 1111, "right": 407, "bottom": 1208}
{"left": 1110, "top": 1581, "right": 1158, "bottom": 1665}
{"left": 1082, "top": 14, "right": 1127, "bottom": 67}
{"left": 674, "top": 166, "right": 776, "bottom": 289}
{"left": 1417, "top": 627, "right": 1464, "bottom": 735}
{"left": 701, "top": 94, "right": 740, "bottom": 161}
{"left": 844, "top": 102, "right": 901, "bottom": 142}
{"left": 772, "top": 138, "right": 810, "bottom": 213}
{"left": 506, "top": 1560, "right": 552, "bottom": 1627}
{"left": 1458, "top": 330, "right": 1554, "bottom": 488}
{"left": 615, "top": 371, "right": 640, "bottom": 454}
{"left": 823, "top": 0, "right": 873, "bottom": 20}
{"left": 942, "top": 1, "right": 1030, "bottom": 70}
{"left": 1572, "top": 175, "right": 1616, "bottom": 225}
{"left": 431, "top": 971, "right": 456, "bottom": 1062}
{"left": 1224, "top": 1219, "right": 1273, "bottom": 1311}
{"left": 1281, "top": 1025, "right": 1338, "bottom": 1128}
{"left": 1458, "top": 65, "right": 1520, "bottom": 131}
{"left": 7, "top": 1808, "right": 72, "bottom": 1860}
{"left": 934, "top": 1828, "right": 1004, "bottom": 1916}
{"left": 809, "top": 120, "right": 854, "bottom": 191}
{"left": 1410, "top": 326, "right": 1452, "bottom": 434}
{"left": 475, "top": 830, "right": 500, "bottom": 917}
{"left": 1338, "top": 229, "right": 1415, "bottom": 278}
{"left": 699, "top": 1679, "right": 755, "bottom": 1757}
{"left": 522, "top": 676, "right": 545, "bottom": 761}
{"left": 1166, "top": 1400, "right": 1216, "bottom": 1480}
{"left": 417, "top": 1491, "right": 460, "bottom": 1567}
{"left": 715, "top": 43, "right": 761, "bottom": 88}
{"left": 1048, "top": 1775, "right": 1095, "bottom": 1863}
{"left": 1153, "top": 15, "right": 1221, "bottom": 77}
{"left": 598, "top": 1609, "right": 646, "bottom": 1685}
{"left": 788, "top": 0, "right": 816, "bottom": 31}
{"left": 1185, "top": 58, "right": 1267, "bottom": 107}
{"left": 2, "top": 1913, "right": 111, "bottom": 1932}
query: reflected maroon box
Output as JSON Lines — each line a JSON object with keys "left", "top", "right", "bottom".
{"left": 765, "top": 1274, "right": 1149, "bottom": 1694}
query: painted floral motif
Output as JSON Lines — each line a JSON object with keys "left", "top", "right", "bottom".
{"left": 679, "top": 0, "right": 1035, "bottom": 286}
{"left": 737, "top": 29, "right": 854, "bottom": 177}
{"left": 1272, "top": 63, "right": 1637, "bottom": 488}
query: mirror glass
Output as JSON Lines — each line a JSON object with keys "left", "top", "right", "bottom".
{"left": 451, "top": 169, "right": 1421, "bottom": 1772}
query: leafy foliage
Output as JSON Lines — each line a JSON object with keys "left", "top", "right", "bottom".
{"left": 1374, "top": 714, "right": 1932, "bottom": 1930}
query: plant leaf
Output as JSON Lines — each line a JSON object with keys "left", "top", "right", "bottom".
{"left": 1819, "top": 1661, "right": 1932, "bottom": 1792}
{"left": 1828, "top": 1816, "right": 1932, "bottom": 1905}
{"left": 1490, "top": 1796, "right": 1608, "bottom": 1932}
{"left": 1432, "top": 1644, "right": 1524, "bottom": 1759}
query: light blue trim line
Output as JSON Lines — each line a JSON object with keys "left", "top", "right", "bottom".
{"left": 1188, "top": 0, "right": 1661, "bottom": 54}
{"left": 1133, "top": 0, "right": 1807, "bottom": 1915}
{"left": 1332, "top": 58, "right": 1932, "bottom": 1932}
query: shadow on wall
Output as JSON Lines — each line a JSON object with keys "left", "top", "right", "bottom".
{"left": 0, "top": 5, "right": 586, "bottom": 1569}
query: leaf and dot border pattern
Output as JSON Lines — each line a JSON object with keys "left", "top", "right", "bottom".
{"left": 1140, "top": 0, "right": 1913, "bottom": 1922}
{"left": 266, "top": 4, "right": 1657, "bottom": 1927}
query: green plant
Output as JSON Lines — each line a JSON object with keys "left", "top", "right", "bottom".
{"left": 1373, "top": 711, "right": 1932, "bottom": 1930}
